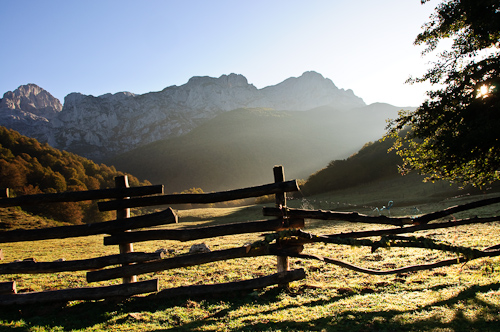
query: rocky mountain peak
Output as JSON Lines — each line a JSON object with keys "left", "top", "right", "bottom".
{"left": 186, "top": 73, "right": 251, "bottom": 89}
{"left": 1, "top": 84, "right": 62, "bottom": 118}
{"left": 260, "top": 71, "right": 365, "bottom": 111}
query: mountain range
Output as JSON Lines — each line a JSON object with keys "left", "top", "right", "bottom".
{"left": 0, "top": 71, "right": 413, "bottom": 192}
{"left": 0, "top": 71, "right": 366, "bottom": 161}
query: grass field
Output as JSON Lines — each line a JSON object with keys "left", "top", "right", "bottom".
{"left": 1, "top": 178, "right": 500, "bottom": 331}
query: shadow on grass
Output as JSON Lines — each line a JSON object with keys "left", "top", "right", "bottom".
{"left": 0, "top": 300, "right": 119, "bottom": 331}
{"left": 1, "top": 282, "right": 499, "bottom": 331}
{"left": 154, "top": 282, "right": 500, "bottom": 332}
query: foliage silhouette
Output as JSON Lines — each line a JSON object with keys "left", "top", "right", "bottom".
{"left": 387, "top": 0, "right": 500, "bottom": 187}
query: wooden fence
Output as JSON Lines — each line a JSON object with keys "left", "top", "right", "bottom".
{"left": 0, "top": 165, "right": 499, "bottom": 306}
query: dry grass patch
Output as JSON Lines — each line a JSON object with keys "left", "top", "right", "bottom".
{"left": 0, "top": 193, "right": 499, "bottom": 331}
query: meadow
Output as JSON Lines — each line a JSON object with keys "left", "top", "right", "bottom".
{"left": 0, "top": 177, "right": 499, "bottom": 331}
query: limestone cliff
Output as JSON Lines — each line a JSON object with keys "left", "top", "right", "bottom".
{"left": 0, "top": 72, "right": 366, "bottom": 161}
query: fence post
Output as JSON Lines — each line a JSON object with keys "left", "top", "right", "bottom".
{"left": 273, "top": 166, "right": 289, "bottom": 286}
{"left": 115, "top": 176, "right": 137, "bottom": 284}
{"left": 0, "top": 281, "right": 16, "bottom": 295}
{"left": 0, "top": 188, "right": 8, "bottom": 198}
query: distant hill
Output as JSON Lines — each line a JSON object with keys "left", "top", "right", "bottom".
{"left": 300, "top": 136, "right": 403, "bottom": 196}
{"left": 299, "top": 130, "right": 500, "bottom": 199}
{"left": 108, "top": 104, "right": 406, "bottom": 193}
{"left": 0, "top": 126, "right": 150, "bottom": 224}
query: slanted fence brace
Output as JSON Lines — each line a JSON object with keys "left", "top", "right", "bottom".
{"left": 1, "top": 167, "right": 499, "bottom": 306}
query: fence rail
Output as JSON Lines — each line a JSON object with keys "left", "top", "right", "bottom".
{"left": 0, "top": 185, "right": 164, "bottom": 207}
{"left": 0, "top": 166, "right": 306, "bottom": 304}
{"left": 98, "top": 180, "right": 299, "bottom": 211}
{"left": 0, "top": 279, "right": 159, "bottom": 306}
{"left": 0, "top": 251, "right": 165, "bottom": 274}
{"left": 103, "top": 217, "right": 304, "bottom": 245}
{"left": 1, "top": 165, "right": 499, "bottom": 306}
{"left": 0, "top": 208, "right": 177, "bottom": 243}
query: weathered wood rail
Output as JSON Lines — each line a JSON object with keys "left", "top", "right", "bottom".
{"left": 1, "top": 165, "right": 499, "bottom": 306}
{"left": 0, "top": 166, "right": 304, "bottom": 304}
{"left": 0, "top": 184, "right": 164, "bottom": 207}
{"left": 97, "top": 180, "right": 299, "bottom": 211}
{"left": 0, "top": 208, "right": 177, "bottom": 243}
{"left": 103, "top": 218, "right": 304, "bottom": 245}
{"left": 0, "top": 279, "right": 159, "bottom": 306}
{"left": 0, "top": 252, "right": 165, "bottom": 274}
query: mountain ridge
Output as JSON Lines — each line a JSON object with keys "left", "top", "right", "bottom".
{"left": 0, "top": 71, "right": 367, "bottom": 161}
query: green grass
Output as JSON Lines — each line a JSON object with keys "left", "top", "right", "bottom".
{"left": 1, "top": 185, "right": 500, "bottom": 331}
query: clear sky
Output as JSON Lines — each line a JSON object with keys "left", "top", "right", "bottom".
{"left": 1, "top": 0, "right": 439, "bottom": 107}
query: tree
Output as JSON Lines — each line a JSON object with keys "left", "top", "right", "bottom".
{"left": 387, "top": 0, "right": 500, "bottom": 187}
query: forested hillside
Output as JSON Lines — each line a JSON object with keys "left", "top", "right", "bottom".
{"left": 0, "top": 126, "right": 150, "bottom": 224}
{"left": 300, "top": 136, "right": 402, "bottom": 196}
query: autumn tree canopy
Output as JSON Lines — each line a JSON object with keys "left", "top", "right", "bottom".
{"left": 0, "top": 127, "right": 150, "bottom": 224}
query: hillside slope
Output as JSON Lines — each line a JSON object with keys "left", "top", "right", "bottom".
{"left": 108, "top": 104, "right": 404, "bottom": 192}
{"left": 0, "top": 127, "right": 150, "bottom": 224}
{"left": 299, "top": 130, "right": 500, "bottom": 201}
{"left": 300, "top": 136, "right": 403, "bottom": 196}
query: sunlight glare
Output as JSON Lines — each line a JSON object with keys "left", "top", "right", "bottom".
{"left": 477, "top": 85, "right": 490, "bottom": 98}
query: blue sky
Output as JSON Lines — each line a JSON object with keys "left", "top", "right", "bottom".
{"left": 1, "top": 0, "right": 438, "bottom": 107}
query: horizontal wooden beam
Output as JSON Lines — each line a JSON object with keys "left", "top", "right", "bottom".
{"left": 87, "top": 244, "right": 303, "bottom": 282}
{"left": 323, "top": 216, "right": 500, "bottom": 239}
{"left": 0, "top": 251, "right": 165, "bottom": 274}
{"left": 413, "top": 195, "right": 500, "bottom": 224}
{"left": 264, "top": 196, "right": 500, "bottom": 227}
{"left": 0, "top": 208, "right": 177, "bottom": 243}
{"left": 87, "top": 245, "right": 265, "bottom": 282}
{"left": 98, "top": 180, "right": 300, "bottom": 211}
{"left": 0, "top": 282, "right": 16, "bottom": 295}
{"left": 104, "top": 218, "right": 304, "bottom": 245}
{"left": 263, "top": 207, "right": 412, "bottom": 226}
{"left": 152, "top": 269, "right": 306, "bottom": 299}
{"left": 0, "top": 185, "right": 163, "bottom": 207}
{"left": 0, "top": 279, "right": 158, "bottom": 306}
